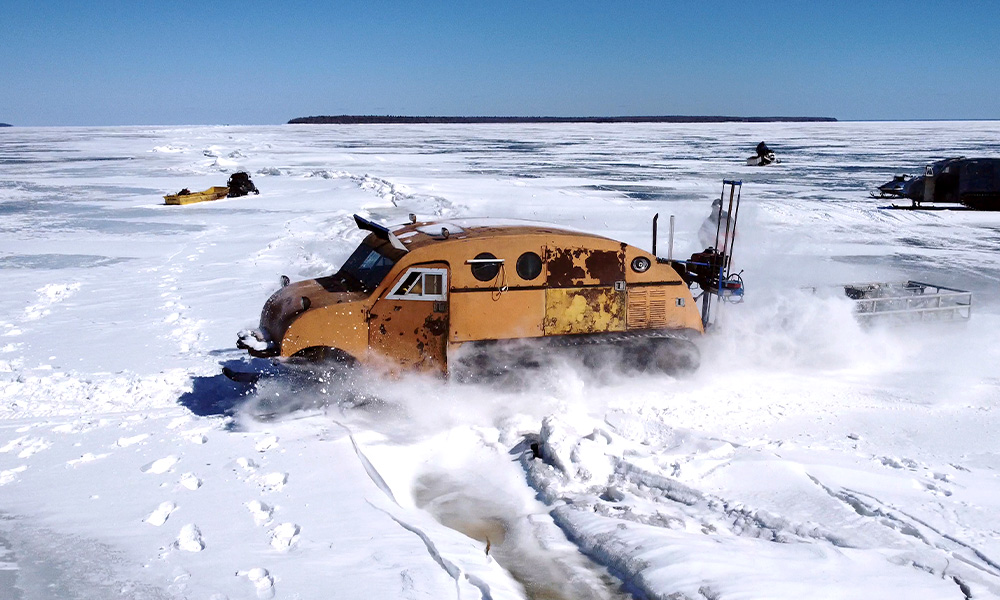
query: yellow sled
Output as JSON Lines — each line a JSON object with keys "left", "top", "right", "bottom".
{"left": 164, "top": 186, "right": 229, "bottom": 205}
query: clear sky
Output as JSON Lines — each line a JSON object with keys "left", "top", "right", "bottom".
{"left": 2, "top": 0, "right": 998, "bottom": 125}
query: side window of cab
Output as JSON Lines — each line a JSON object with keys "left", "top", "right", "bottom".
{"left": 386, "top": 268, "right": 448, "bottom": 301}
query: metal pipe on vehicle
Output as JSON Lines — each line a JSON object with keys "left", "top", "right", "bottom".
{"left": 652, "top": 213, "right": 659, "bottom": 256}
{"left": 668, "top": 215, "right": 675, "bottom": 260}
{"left": 726, "top": 182, "right": 743, "bottom": 273}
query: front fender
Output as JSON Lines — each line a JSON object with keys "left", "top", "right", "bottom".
{"left": 280, "top": 303, "right": 369, "bottom": 360}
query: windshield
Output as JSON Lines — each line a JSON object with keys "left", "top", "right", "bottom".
{"left": 337, "top": 243, "right": 397, "bottom": 292}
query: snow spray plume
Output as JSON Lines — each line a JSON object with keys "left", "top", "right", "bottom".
{"left": 231, "top": 346, "right": 666, "bottom": 435}
{"left": 695, "top": 283, "right": 998, "bottom": 404}
{"left": 233, "top": 363, "right": 387, "bottom": 423}
{"left": 698, "top": 288, "right": 911, "bottom": 376}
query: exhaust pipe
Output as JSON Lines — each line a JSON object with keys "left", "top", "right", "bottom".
{"left": 652, "top": 213, "right": 659, "bottom": 256}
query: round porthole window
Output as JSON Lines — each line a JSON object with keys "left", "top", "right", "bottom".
{"left": 631, "top": 256, "right": 651, "bottom": 273}
{"left": 516, "top": 252, "right": 542, "bottom": 281}
{"left": 471, "top": 252, "right": 501, "bottom": 282}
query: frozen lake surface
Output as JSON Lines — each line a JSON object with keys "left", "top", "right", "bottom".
{"left": 1, "top": 122, "right": 999, "bottom": 599}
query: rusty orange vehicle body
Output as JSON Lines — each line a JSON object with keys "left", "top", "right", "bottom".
{"left": 237, "top": 215, "right": 705, "bottom": 375}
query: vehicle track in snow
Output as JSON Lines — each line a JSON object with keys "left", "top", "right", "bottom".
{"left": 330, "top": 414, "right": 633, "bottom": 600}
{"left": 808, "top": 475, "right": 1000, "bottom": 594}
{"left": 514, "top": 411, "right": 1000, "bottom": 600}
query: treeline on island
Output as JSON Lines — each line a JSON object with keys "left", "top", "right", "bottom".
{"left": 288, "top": 115, "right": 837, "bottom": 125}
{"left": 0, "top": 123, "right": 12, "bottom": 127}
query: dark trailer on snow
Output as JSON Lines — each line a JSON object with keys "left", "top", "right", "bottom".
{"left": 873, "top": 157, "right": 1000, "bottom": 210}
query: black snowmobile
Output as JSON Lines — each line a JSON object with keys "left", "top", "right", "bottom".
{"left": 746, "top": 141, "right": 778, "bottom": 166}
{"left": 873, "top": 157, "right": 1000, "bottom": 210}
{"left": 227, "top": 172, "right": 260, "bottom": 198}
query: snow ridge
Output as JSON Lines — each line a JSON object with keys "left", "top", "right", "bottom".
{"left": 810, "top": 476, "right": 1000, "bottom": 586}
{"left": 518, "top": 412, "right": 997, "bottom": 599}
{"left": 375, "top": 505, "right": 494, "bottom": 600}
{"left": 341, "top": 424, "right": 398, "bottom": 505}
{"left": 307, "top": 169, "right": 456, "bottom": 217}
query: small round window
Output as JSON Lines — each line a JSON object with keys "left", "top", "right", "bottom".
{"left": 471, "top": 252, "right": 501, "bottom": 282}
{"left": 516, "top": 252, "right": 542, "bottom": 280}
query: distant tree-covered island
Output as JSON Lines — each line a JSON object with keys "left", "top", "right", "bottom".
{"left": 288, "top": 115, "right": 837, "bottom": 125}
{"left": 0, "top": 123, "right": 12, "bottom": 127}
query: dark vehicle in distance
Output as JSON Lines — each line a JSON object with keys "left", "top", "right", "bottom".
{"left": 874, "top": 157, "right": 1000, "bottom": 210}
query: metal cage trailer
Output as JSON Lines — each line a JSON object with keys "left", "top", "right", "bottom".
{"left": 840, "top": 281, "right": 972, "bottom": 324}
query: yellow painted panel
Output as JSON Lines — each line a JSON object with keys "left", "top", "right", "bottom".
{"left": 544, "top": 287, "right": 625, "bottom": 335}
{"left": 450, "top": 289, "right": 545, "bottom": 342}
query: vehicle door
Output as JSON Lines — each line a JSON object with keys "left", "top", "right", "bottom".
{"left": 369, "top": 263, "right": 450, "bottom": 373}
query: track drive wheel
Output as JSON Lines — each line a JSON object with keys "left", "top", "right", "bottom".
{"left": 289, "top": 347, "right": 357, "bottom": 380}
{"left": 631, "top": 338, "right": 700, "bottom": 375}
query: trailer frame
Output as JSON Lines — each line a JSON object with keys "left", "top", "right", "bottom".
{"left": 819, "top": 280, "right": 972, "bottom": 325}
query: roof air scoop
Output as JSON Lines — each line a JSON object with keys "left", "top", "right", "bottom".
{"left": 353, "top": 214, "right": 409, "bottom": 252}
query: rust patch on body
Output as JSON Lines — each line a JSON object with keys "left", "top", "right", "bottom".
{"left": 423, "top": 314, "right": 449, "bottom": 337}
{"left": 545, "top": 247, "right": 586, "bottom": 286}
{"left": 584, "top": 249, "right": 623, "bottom": 285}
{"left": 547, "top": 247, "right": 624, "bottom": 287}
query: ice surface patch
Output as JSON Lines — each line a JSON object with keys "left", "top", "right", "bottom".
{"left": 176, "top": 523, "right": 204, "bottom": 551}
{"left": 116, "top": 433, "right": 150, "bottom": 447}
{"left": 200, "top": 145, "right": 244, "bottom": 170}
{"left": 1, "top": 437, "right": 26, "bottom": 452}
{"left": 254, "top": 435, "right": 278, "bottom": 452}
{"left": 269, "top": 522, "right": 300, "bottom": 551}
{"left": 246, "top": 500, "right": 273, "bottom": 526}
{"left": 239, "top": 567, "right": 275, "bottom": 599}
{"left": 17, "top": 437, "right": 52, "bottom": 458}
{"left": 304, "top": 169, "right": 455, "bottom": 215}
{"left": 180, "top": 427, "right": 211, "bottom": 445}
{"left": 167, "top": 416, "right": 192, "bottom": 430}
{"left": 22, "top": 282, "right": 81, "bottom": 321}
{"left": 1, "top": 435, "right": 51, "bottom": 458}
{"left": 306, "top": 169, "right": 350, "bottom": 179}
{"left": 151, "top": 145, "right": 185, "bottom": 153}
{"left": 179, "top": 472, "right": 202, "bottom": 490}
{"left": 142, "top": 455, "right": 179, "bottom": 474}
{"left": 0, "top": 370, "right": 190, "bottom": 420}
{"left": 67, "top": 452, "right": 110, "bottom": 466}
{"left": 145, "top": 501, "right": 177, "bottom": 526}
{"left": 210, "top": 157, "right": 240, "bottom": 170}
{"left": 258, "top": 472, "right": 287, "bottom": 492}
{"left": 0, "top": 465, "right": 27, "bottom": 485}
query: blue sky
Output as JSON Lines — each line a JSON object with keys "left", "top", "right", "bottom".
{"left": 2, "top": 0, "right": 998, "bottom": 125}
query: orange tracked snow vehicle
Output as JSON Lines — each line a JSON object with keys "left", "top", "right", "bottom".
{"left": 235, "top": 182, "right": 745, "bottom": 377}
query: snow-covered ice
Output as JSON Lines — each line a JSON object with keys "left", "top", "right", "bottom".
{"left": 1, "top": 122, "right": 999, "bottom": 599}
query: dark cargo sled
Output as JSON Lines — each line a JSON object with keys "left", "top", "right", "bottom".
{"left": 873, "top": 157, "right": 1000, "bottom": 210}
